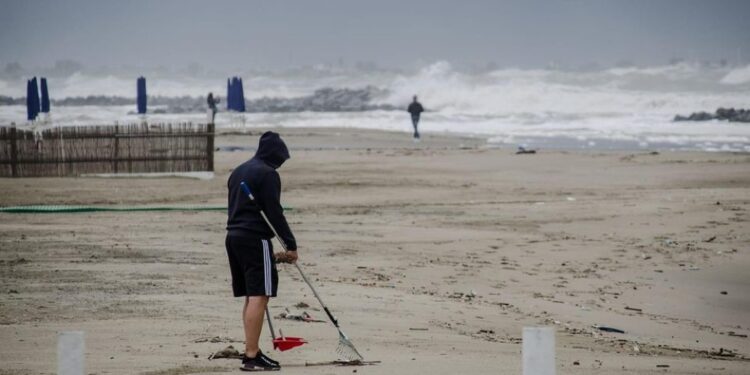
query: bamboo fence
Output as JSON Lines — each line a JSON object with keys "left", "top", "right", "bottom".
{"left": 0, "top": 122, "right": 214, "bottom": 177}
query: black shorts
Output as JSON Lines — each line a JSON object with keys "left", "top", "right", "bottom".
{"left": 225, "top": 234, "right": 278, "bottom": 297}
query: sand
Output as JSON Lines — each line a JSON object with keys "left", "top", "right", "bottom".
{"left": 1, "top": 127, "right": 749, "bottom": 374}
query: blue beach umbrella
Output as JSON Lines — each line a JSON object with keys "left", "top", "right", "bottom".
{"left": 40, "top": 77, "right": 50, "bottom": 113}
{"left": 31, "top": 77, "right": 40, "bottom": 117}
{"left": 231, "top": 77, "right": 240, "bottom": 111}
{"left": 226, "top": 78, "right": 232, "bottom": 110}
{"left": 26, "top": 79, "right": 34, "bottom": 121}
{"left": 26, "top": 77, "right": 40, "bottom": 120}
{"left": 136, "top": 76, "right": 147, "bottom": 114}
{"left": 237, "top": 77, "right": 245, "bottom": 112}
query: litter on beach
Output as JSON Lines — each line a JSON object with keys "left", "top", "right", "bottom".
{"left": 277, "top": 309, "right": 325, "bottom": 323}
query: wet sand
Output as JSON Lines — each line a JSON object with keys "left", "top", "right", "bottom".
{"left": 1, "top": 127, "right": 749, "bottom": 374}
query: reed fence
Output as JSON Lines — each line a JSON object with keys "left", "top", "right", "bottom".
{"left": 0, "top": 122, "right": 214, "bottom": 177}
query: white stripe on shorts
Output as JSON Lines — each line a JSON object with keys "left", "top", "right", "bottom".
{"left": 262, "top": 239, "right": 272, "bottom": 296}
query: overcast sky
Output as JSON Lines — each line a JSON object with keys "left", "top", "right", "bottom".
{"left": 2, "top": 0, "right": 749, "bottom": 71}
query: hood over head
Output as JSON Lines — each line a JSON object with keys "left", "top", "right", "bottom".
{"left": 254, "top": 131, "right": 290, "bottom": 169}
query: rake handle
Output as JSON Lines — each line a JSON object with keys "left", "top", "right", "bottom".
{"left": 294, "top": 262, "right": 339, "bottom": 328}
{"left": 265, "top": 306, "right": 278, "bottom": 341}
{"left": 240, "top": 181, "right": 339, "bottom": 328}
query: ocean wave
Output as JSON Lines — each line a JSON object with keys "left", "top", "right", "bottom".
{"left": 2, "top": 61, "right": 750, "bottom": 153}
{"left": 720, "top": 64, "right": 750, "bottom": 85}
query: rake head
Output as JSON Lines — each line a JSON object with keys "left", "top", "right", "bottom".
{"left": 336, "top": 331, "right": 364, "bottom": 362}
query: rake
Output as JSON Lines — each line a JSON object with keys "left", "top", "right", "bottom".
{"left": 240, "top": 181, "right": 364, "bottom": 362}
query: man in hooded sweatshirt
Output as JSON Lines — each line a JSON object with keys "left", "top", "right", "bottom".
{"left": 226, "top": 131, "right": 297, "bottom": 371}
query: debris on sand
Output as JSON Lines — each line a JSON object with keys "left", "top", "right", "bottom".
{"left": 1, "top": 258, "right": 29, "bottom": 266}
{"left": 596, "top": 326, "right": 625, "bottom": 334}
{"left": 193, "top": 336, "right": 240, "bottom": 343}
{"left": 712, "top": 348, "right": 738, "bottom": 358}
{"left": 448, "top": 290, "right": 478, "bottom": 301}
{"left": 516, "top": 146, "right": 537, "bottom": 155}
{"left": 207, "top": 345, "right": 242, "bottom": 360}
{"left": 294, "top": 301, "right": 310, "bottom": 308}
{"left": 142, "top": 365, "right": 230, "bottom": 375}
{"left": 471, "top": 328, "right": 522, "bottom": 344}
{"left": 605, "top": 339, "right": 748, "bottom": 361}
{"left": 305, "top": 360, "right": 381, "bottom": 367}
{"left": 277, "top": 309, "right": 325, "bottom": 323}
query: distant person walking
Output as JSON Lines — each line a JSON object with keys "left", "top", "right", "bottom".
{"left": 207, "top": 92, "right": 220, "bottom": 123}
{"left": 407, "top": 95, "right": 424, "bottom": 140}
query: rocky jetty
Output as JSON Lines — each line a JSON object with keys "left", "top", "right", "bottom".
{"left": 674, "top": 107, "right": 750, "bottom": 123}
{"left": 1, "top": 86, "right": 398, "bottom": 114}
{"left": 249, "top": 86, "right": 396, "bottom": 112}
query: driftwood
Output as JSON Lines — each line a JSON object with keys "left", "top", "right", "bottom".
{"left": 304, "top": 360, "right": 381, "bottom": 366}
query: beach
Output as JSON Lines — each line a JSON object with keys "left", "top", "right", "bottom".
{"left": 1, "top": 127, "right": 749, "bottom": 374}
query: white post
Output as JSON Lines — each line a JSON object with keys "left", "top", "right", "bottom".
{"left": 58, "top": 331, "right": 85, "bottom": 375}
{"left": 523, "top": 327, "right": 555, "bottom": 375}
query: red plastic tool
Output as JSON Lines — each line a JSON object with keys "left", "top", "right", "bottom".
{"left": 273, "top": 334, "right": 307, "bottom": 351}
{"left": 266, "top": 308, "right": 307, "bottom": 352}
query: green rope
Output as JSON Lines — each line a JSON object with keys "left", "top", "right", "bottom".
{"left": 0, "top": 205, "right": 228, "bottom": 213}
{"left": 0, "top": 205, "right": 294, "bottom": 213}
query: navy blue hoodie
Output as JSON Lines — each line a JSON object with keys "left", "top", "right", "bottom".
{"left": 226, "top": 132, "right": 297, "bottom": 250}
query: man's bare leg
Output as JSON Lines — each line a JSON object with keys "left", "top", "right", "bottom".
{"left": 243, "top": 295, "right": 269, "bottom": 357}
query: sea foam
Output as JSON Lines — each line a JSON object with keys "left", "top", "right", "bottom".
{"left": 1, "top": 62, "right": 749, "bottom": 151}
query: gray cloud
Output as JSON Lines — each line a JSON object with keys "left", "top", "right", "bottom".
{"left": 1, "top": 0, "right": 749, "bottom": 71}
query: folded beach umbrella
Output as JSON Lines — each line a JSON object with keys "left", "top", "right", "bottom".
{"left": 237, "top": 77, "right": 245, "bottom": 112}
{"left": 233, "top": 77, "right": 239, "bottom": 111}
{"left": 136, "top": 76, "right": 147, "bottom": 114}
{"left": 26, "top": 79, "right": 34, "bottom": 121}
{"left": 40, "top": 77, "right": 50, "bottom": 113}
{"left": 226, "top": 78, "right": 232, "bottom": 110}
{"left": 231, "top": 77, "right": 241, "bottom": 111}
{"left": 32, "top": 77, "right": 40, "bottom": 118}
{"left": 27, "top": 77, "right": 40, "bottom": 120}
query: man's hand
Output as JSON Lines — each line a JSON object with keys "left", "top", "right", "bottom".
{"left": 285, "top": 251, "right": 298, "bottom": 264}
{"left": 275, "top": 251, "right": 298, "bottom": 264}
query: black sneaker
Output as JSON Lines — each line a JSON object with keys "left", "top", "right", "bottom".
{"left": 241, "top": 351, "right": 279, "bottom": 366}
{"left": 241, "top": 351, "right": 280, "bottom": 372}
{"left": 258, "top": 351, "right": 279, "bottom": 366}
